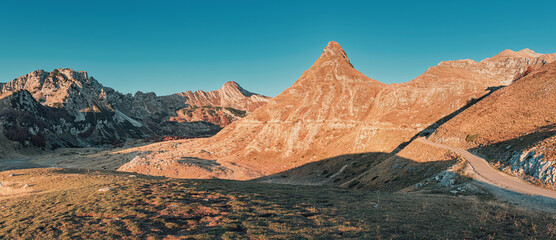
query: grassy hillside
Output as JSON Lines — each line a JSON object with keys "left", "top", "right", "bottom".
{"left": 0, "top": 168, "right": 555, "bottom": 239}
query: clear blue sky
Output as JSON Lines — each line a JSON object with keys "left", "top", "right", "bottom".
{"left": 1, "top": 1, "right": 555, "bottom": 97}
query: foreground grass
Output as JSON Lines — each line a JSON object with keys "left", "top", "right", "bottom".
{"left": 0, "top": 168, "right": 555, "bottom": 239}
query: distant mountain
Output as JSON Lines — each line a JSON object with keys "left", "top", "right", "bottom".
{"left": 178, "top": 81, "right": 270, "bottom": 113}
{"left": 167, "top": 81, "right": 270, "bottom": 127}
{"left": 0, "top": 69, "right": 269, "bottom": 148}
{"left": 118, "top": 42, "right": 556, "bottom": 184}
{"left": 114, "top": 81, "right": 270, "bottom": 131}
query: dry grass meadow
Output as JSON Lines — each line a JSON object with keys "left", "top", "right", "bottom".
{"left": 0, "top": 168, "right": 554, "bottom": 239}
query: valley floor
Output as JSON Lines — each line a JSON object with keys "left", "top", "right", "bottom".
{"left": 1, "top": 168, "right": 555, "bottom": 239}
{"left": 0, "top": 141, "right": 148, "bottom": 172}
{"left": 2, "top": 142, "right": 556, "bottom": 217}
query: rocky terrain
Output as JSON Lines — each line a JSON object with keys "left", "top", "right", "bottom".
{"left": 427, "top": 61, "right": 556, "bottom": 188}
{"left": 0, "top": 69, "right": 269, "bottom": 149}
{"left": 118, "top": 42, "right": 556, "bottom": 190}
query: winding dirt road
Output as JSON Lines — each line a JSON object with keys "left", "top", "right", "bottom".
{"left": 416, "top": 137, "right": 556, "bottom": 199}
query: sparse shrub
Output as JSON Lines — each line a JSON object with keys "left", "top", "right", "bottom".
{"left": 465, "top": 98, "right": 479, "bottom": 106}
{"left": 348, "top": 180, "right": 360, "bottom": 188}
{"left": 465, "top": 133, "right": 480, "bottom": 142}
{"left": 30, "top": 134, "right": 46, "bottom": 148}
{"left": 112, "top": 138, "right": 123, "bottom": 148}
{"left": 225, "top": 107, "right": 247, "bottom": 117}
{"left": 5, "top": 126, "right": 29, "bottom": 143}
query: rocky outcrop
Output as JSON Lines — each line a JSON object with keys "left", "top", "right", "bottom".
{"left": 0, "top": 69, "right": 268, "bottom": 148}
{"left": 507, "top": 147, "right": 556, "bottom": 185}
{"left": 0, "top": 90, "right": 86, "bottom": 148}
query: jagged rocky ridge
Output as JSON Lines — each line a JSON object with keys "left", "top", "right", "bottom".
{"left": 0, "top": 69, "right": 270, "bottom": 148}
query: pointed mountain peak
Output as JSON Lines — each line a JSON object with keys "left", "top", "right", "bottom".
{"left": 318, "top": 41, "right": 351, "bottom": 65}
{"left": 324, "top": 41, "right": 344, "bottom": 53}
{"left": 219, "top": 81, "right": 254, "bottom": 97}
{"left": 290, "top": 41, "right": 385, "bottom": 89}
{"left": 222, "top": 81, "right": 240, "bottom": 89}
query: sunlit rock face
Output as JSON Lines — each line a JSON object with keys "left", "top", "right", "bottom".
{"left": 118, "top": 42, "right": 556, "bottom": 181}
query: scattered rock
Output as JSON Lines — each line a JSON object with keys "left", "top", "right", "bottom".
{"left": 508, "top": 148, "right": 556, "bottom": 185}
{"left": 9, "top": 173, "right": 15, "bottom": 177}
{"left": 23, "top": 184, "right": 30, "bottom": 188}
{"left": 98, "top": 187, "right": 113, "bottom": 192}
{"left": 435, "top": 170, "right": 457, "bottom": 188}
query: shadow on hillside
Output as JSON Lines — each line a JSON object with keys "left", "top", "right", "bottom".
{"left": 470, "top": 123, "right": 556, "bottom": 157}
{"left": 392, "top": 85, "right": 505, "bottom": 155}
{"left": 467, "top": 124, "right": 556, "bottom": 187}
{"left": 254, "top": 151, "right": 455, "bottom": 192}
{"left": 178, "top": 157, "right": 221, "bottom": 167}
{"left": 252, "top": 148, "right": 556, "bottom": 213}
{"left": 252, "top": 85, "right": 507, "bottom": 191}
{"left": 0, "top": 158, "right": 48, "bottom": 171}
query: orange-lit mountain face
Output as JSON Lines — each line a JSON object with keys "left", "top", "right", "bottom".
{"left": 118, "top": 42, "right": 556, "bottom": 182}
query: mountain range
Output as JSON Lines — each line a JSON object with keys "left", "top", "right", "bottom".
{"left": 114, "top": 42, "right": 556, "bottom": 190}
{"left": 0, "top": 69, "right": 270, "bottom": 149}
{"left": 1, "top": 41, "right": 555, "bottom": 191}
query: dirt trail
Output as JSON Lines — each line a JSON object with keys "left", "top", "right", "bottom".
{"left": 416, "top": 137, "right": 556, "bottom": 199}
